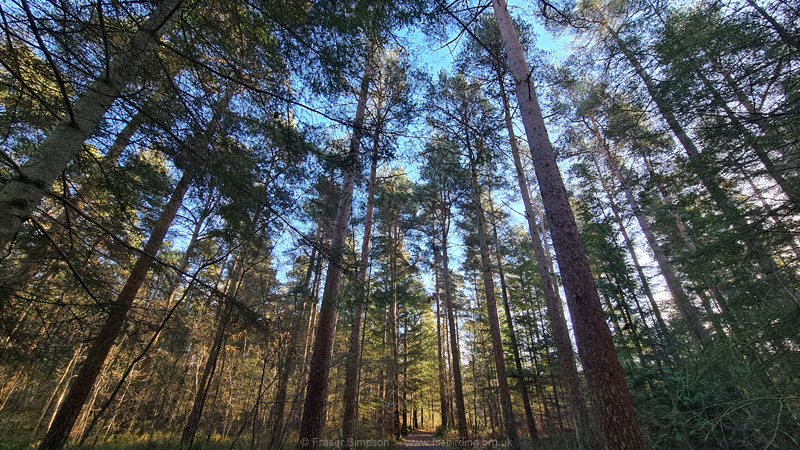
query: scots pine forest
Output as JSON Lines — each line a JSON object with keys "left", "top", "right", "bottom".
{"left": 0, "top": 0, "right": 799, "bottom": 448}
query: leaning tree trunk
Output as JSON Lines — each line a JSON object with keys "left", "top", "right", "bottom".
{"left": 466, "top": 148, "right": 520, "bottom": 450}
{"left": 496, "top": 63, "right": 596, "bottom": 450}
{"left": 742, "top": 0, "right": 800, "bottom": 51}
{"left": 38, "top": 160, "right": 196, "bottom": 450}
{"left": 491, "top": 1, "right": 646, "bottom": 448}
{"left": 341, "top": 125, "right": 380, "bottom": 450}
{"left": 590, "top": 137, "right": 708, "bottom": 345}
{"left": 297, "top": 45, "right": 372, "bottom": 450}
{"left": 604, "top": 23, "right": 781, "bottom": 280}
{"left": 38, "top": 85, "right": 230, "bottom": 450}
{"left": 268, "top": 224, "right": 323, "bottom": 448}
{"left": 591, "top": 160, "right": 668, "bottom": 335}
{"left": 180, "top": 253, "right": 243, "bottom": 449}
{"left": 0, "top": 0, "right": 183, "bottom": 249}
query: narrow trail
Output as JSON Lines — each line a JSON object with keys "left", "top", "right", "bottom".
{"left": 399, "top": 430, "right": 441, "bottom": 450}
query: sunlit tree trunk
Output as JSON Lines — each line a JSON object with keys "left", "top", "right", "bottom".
{"left": 38, "top": 160, "right": 196, "bottom": 450}
{"left": 466, "top": 142, "right": 520, "bottom": 450}
{"left": 297, "top": 45, "right": 372, "bottom": 450}
{"left": 491, "top": 1, "right": 646, "bottom": 448}
{"left": 433, "top": 249, "right": 449, "bottom": 429}
{"left": 435, "top": 227, "right": 469, "bottom": 438}
{"left": 488, "top": 198, "right": 538, "bottom": 439}
{"left": 603, "top": 23, "right": 781, "bottom": 280}
{"left": 180, "top": 252, "right": 243, "bottom": 448}
{"left": 0, "top": 0, "right": 183, "bottom": 249}
{"left": 496, "top": 59, "right": 596, "bottom": 450}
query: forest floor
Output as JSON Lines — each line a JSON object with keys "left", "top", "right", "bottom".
{"left": 400, "top": 431, "right": 441, "bottom": 450}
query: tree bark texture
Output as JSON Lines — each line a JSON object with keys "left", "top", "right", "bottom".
{"left": 491, "top": 1, "right": 646, "bottom": 448}
{"left": 467, "top": 155, "right": 520, "bottom": 450}
{"left": 498, "top": 62, "right": 597, "bottom": 450}
{"left": 38, "top": 160, "right": 196, "bottom": 450}
{"left": 436, "top": 236, "right": 469, "bottom": 439}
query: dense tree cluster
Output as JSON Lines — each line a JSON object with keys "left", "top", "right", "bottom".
{"left": 0, "top": 0, "right": 798, "bottom": 449}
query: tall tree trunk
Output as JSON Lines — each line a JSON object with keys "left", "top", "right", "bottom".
{"left": 435, "top": 227, "right": 469, "bottom": 438}
{"left": 386, "top": 221, "right": 401, "bottom": 437}
{"left": 588, "top": 159, "right": 668, "bottom": 335}
{"left": 76, "top": 206, "right": 208, "bottom": 446}
{"left": 341, "top": 127, "right": 380, "bottom": 449}
{"left": 496, "top": 59, "right": 596, "bottom": 450}
{"left": 0, "top": 0, "right": 183, "bottom": 248}
{"left": 488, "top": 199, "right": 538, "bottom": 439}
{"left": 466, "top": 149, "right": 520, "bottom": 450}
{"left": 743, "top": 0, "right": 800, "bottom": 50}
{"left": 297, "top": 45, "right": 372, "bottom": 450}
{"left": 38, "top": 85, "right": 230, "bottom": 450}
{"left": 697, "top": 63, "right": 800, "bottom": 208}
{"left": 38, "top": 160, "right": 196, "bottom": 450}
{"left": 180, "top": 253, "right": 242, "bottom": 448}
{"left": 491, "top": 2, "right": 646, "bottom": 448}
{"left": 585, "top": 120, "right": 709, "bottom": 344}
{"left": 268, "top": 226, "right": 323, "bottom": 448}
{"left": 433, "top": 250, "right": 449, "bottom": 429}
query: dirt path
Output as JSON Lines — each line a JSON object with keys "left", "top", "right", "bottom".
{"left": 399, "top": 430, "right": 441, "bottom": 450}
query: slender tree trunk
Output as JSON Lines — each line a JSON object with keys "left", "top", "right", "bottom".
{"left": 743, "top": 0, "right": 800, "bottom": 50}
{"left": 180, "top": 245, "right": 249, "bottom": 448}
{"left": 496, "top": 59, "right": 596, "bottom": 450}
{"left": 435, "top": 229, "right": 469, "bottom": 438}
{"left": 589, "top": 158, "right": 668, "bottom": 335}
{"left": 586, "top": 124, "right": 709, "bottom": 344}
{"left": 341, "top": 127, "right": 380, "bottom": 449}
{"left": 180, "top": 297, "right": 235, "bottom": 447}
{"left": 466, "top": 152, "right": 520, "bottom": 450}
{"left": 491, "top": 2, "right": 645, "bottom": 448}
{"left": 604, "top": 23, "right": 781, "bottom": 279}
{"left": 697, "top": 65, "right": 800, "bottom": 207}
{"left": 0, "top": 0, "right": 183, "bottom": 248}
{"left": 488, "top": 199, "right": 538, "bottom": 439}
{"left": 386, "top": 223, "right": 401, "bottom": 437}
{"left": 268, "top": 226, "right": 323, "bottom": 448}
{"left": 38, "top": 162, "right": 196, "bottom": 450}
{"left": 38, "top": 84, "right": 231, "bottom": 450}
{"left": 297, "top": 45, "right": 372, "bottom": 450}
{"left": 433, "top": 250, "right": 449, "bottom": 429}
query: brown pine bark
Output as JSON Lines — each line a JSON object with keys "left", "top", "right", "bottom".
{"left": 268, "top": 226, "right": 323, "bottom": 448}
{"left": 38, "top": 85, "right": 230, "bottom": 450}
{"left": 0, "top": 0, "right": 183, "bottom": 248}
{"left": 180, "top": 250, "right": 244, "bottom": 448}
{"left": 491, "top": 1, "right": 646, "bottom": 448}
{"left": 433, "top": 250, "right": 449, "bottom": 429}
{"left": 497, "top": 62, "right": 596, "bottom": 450}
{"left": 296, "top": 46, "right": 372, "bottom": 450}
